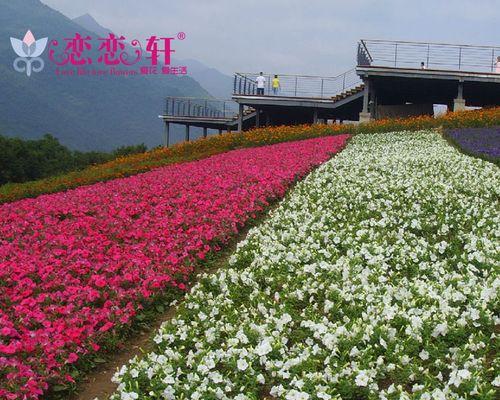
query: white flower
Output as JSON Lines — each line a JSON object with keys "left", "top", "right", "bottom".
{"left": 448, "top": 369, "right": 471, "bottom": 387}
{"left": 254, "top": 338, "right": 273, "bottom": 356}
{"left": 129, "top": 369, "right": 139, "bottom": 378}
{"left": 285, "top": 389, "right": 310, "bottom": 400}
{"left": 237, "top": 358, "right": 249, "bottom": 371}
{"left": 431, "top": 323, "right": 448, "bottom": 338}
{"left": 355, "top": 370, "right": 370, "bottom": 387}
{"left": 270, "top": 385, "right": 285, "bottom": 397}
{"left": 431, "top": 388, "right": 446, "bottom": 400}
{"left": 349, "top": 346, "right": 360, "bottom": 357}
{"left": 419, "top": 350, "right": 429, "bottom": 360}
{"left": 162, "top": 386, "right": 175, "bottom": 400}
{"left": 121, "top": 392, "right": 138, "bottom": 400}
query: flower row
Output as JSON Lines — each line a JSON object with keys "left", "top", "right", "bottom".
{"left": 446, "top": 126, "right": 499, "bottom": 163}
{"left": 111, "top": 131, "right": 499, "bottom": 399}
{"left": 0, "top": 135, "right": 349, "bottom": 399}
{"left": 2, "top": 107, "right": 499, "bottom": 204}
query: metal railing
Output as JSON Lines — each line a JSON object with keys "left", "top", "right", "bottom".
{"left": 233, "top": 69, "right": 363, "bottom": 98}
{"left": 164, "top": 97, "right": 238, "bottom": 119}
{"left": 358, "top": 39, "right": 500, "bottom": 73}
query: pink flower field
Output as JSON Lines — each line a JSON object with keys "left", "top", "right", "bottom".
{"left": 0, "top": 135, "right": 349, "bottom": 399}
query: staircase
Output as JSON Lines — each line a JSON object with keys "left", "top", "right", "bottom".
{"left": 331, "top": 83, "right": 365, "bottom": 102}
{"left": 228, "top": 107, "right": 257, "bottom": 126}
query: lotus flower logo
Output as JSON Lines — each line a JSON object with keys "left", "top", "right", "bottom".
{"left": 10, "top": 30, "right": 48, "bottom": 76}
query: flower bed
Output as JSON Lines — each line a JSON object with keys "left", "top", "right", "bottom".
{"left": 111, "top": 132, "right": 499, "bottom": 399}
{"left": 0, "top": 135, "right": 349, "bottom": 399}
{"left": 1, "top": 107, "right": 500, "bottom": 204}
{"left": 446, "top": 126, "right": 500, "bottom": 163}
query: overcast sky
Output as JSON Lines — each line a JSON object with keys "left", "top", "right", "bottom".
{"left": 41, "top": 0, "right": 499, "bottom": 76}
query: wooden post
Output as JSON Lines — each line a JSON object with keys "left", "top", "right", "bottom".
{"left": 185, "top": 125, "right": 190, "bottom": 142}
{"left": 203, "top": 127, "right": 208, "bottom": 138}
{"left": 313, "top": 109, "right": 318, "bottom": 124}
{"left": 218, "top": 128, "right": 223, "bottom": 135}
{"left": 255, "top": 108, "right": 260, "bottom": 128}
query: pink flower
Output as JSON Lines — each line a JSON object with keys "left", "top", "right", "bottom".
{"left": 93, "top": 276, "right": 107, "bottom": 288}
{"left": 0, "top": 135, "right": 350, "bottom": 398}
{"left": 67, "top": 353, "right": 78, "bottom": 364}
{"left": 0, "top": 343, "right": 18, "bottom": 355}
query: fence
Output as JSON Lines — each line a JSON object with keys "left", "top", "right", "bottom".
{"left": 233, "top": 69, "right": 362, "bottom": 98}
{"left": 164, "top": 97, "right": 238, "bottom": 119}
{"left": 358, "top": 39, "right": 500, "bottom": 73}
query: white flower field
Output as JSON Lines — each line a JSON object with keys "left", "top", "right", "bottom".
{"left": 111, "top": 131, "right": 499, "bottom": 399}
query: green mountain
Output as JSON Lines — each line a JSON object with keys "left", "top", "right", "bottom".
{"left": 0, "top": 0, "right": 212, "bottom": 150}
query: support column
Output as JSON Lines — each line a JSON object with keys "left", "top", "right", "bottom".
{"left": 313, "top": 109, "right": 318, "bottom": 124}
{"left": 163, "top": 122, "right": 170, "bottom": 147}
{"left": 370, "top": 83, "right": 377, "bottom": 119}
{"left": 185, "top": 125, "right": 190, "bottom": 142}
{"left": 238, "top": 103, "right": 244, "bottom": 132}
{"left": 265, "top": 113, "right": 271, "bottom": 126}
{"left": 359, "top": 79, "right": 372, "bottom": 123}
{"left": 255, "top": 108, "right": 260, "bottom": 128}
{"left": 203, "top": 127, "right": 208, "bottom": 138}
{"left": 453, "top": 81, "right": 466, "bottom": 111}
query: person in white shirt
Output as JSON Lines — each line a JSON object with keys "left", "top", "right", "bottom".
{"left": 421, "top": 62, "right": 427, "bottom": 70}
{"left": 256, "top": 72, "right": 266, "bottom": 95}
{"left": 495, "top": 56, "right": 500, "bottom": 73}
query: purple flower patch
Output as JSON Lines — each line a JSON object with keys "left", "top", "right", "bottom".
{"left": 446, "top": 126, "right": 500, "bottom": 162}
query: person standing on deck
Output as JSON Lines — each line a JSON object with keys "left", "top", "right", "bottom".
{"left": 272, "top": 75, "right": 280, "bottom": 95}
{"left": 256, "top": 72, "right": 266, "bottom": 95}
{"left": 495, "top": 56, "right": 500, "bottom": 73}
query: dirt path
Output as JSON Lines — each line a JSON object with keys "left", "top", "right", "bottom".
{"left": 70, "top": 306, "right": 178, "bottom": 400}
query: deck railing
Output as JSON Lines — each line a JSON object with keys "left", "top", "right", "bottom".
{"left": 164, "top": 97, "right": 238, "bottom": 119}
{"left": 233, "top": 69, "right": 362, "bottom": 98}
{"left": 358, "top": 39, "right": 500, "bottom": 73}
